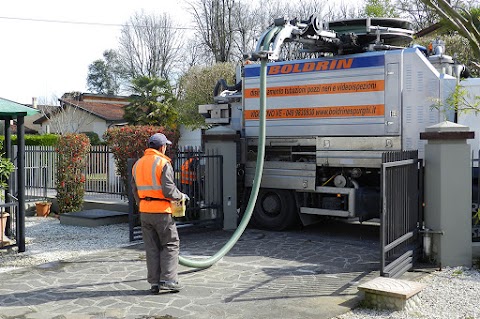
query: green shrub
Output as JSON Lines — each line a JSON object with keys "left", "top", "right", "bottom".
{"left": 55, "top": 134, "right": 91, "bottom": 214}
{"left": 103, "top": 125, "right": 179, "bottom": 194}
{"left": 0, "top": 134, "right": 59, "bottom": 146}
{"left": 0, "top": 154, "right": 15, "bottom": 200}
{"left": 82, "top": 131, "right": 103, "bottom": 145}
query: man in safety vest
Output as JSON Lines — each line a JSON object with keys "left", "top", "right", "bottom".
{"left": 131, "top": 133, "right": 189, "bottom": 294}
{"left": 181, "top": 149, "right": 199, "bottom": 206}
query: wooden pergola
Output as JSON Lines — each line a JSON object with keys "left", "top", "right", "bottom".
{"left": 0, "top": 98, "right": 39, "bottom": 252}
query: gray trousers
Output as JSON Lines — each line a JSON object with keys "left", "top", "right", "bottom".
{"left": 140, "top": 213, "right": 179, "bottom": 284}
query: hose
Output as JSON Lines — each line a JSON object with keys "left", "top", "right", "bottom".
{"left": 213, "top": 79, "right": 242, "bottom": 97}
{"left": 179, "top": 26, "right": 280, "bottom": 268}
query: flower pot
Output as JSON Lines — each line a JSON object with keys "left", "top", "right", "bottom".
{"left": 36, "top": 202, "right": 51, "bottom": 217}
{"left": 1, "top": 213, "right": 9, "bottom": 243}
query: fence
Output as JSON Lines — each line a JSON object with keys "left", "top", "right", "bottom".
{"left": 381, "top": 150, "right": 422, "bottom": 278}
{"left": 128, "top": 147, "right": 224, "bottom": 241}
{"left": 473, "top": 150, "right": 480, "bottom": 242}
{"left": 0, "top": 202, "right": 18, "bottom": 249}
{"left": 12, "top": 145, "right": 125, "bottom": 202}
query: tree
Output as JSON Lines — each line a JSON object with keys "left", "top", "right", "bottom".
{"left": 86, "top": 50, "right": 127, "bottom": 95}
{"left": 419, "top": 0, "right": 480, "bottom": 60}
{"left": 188, "top": 0, "right": 237, "bottom": 63}
{"left": 55, "top": 134, "right": 90, "bottom": 214}
{"left": 38, "top": 93, "right": 97, "bottom": 135}
{"left": 230, "top": 3, "right": 260, "bottom": 62}
{"left": 415, "top": 33, "right": 480, "bottom": 77}
{"left": 363, "top": 0, "right": 399, "bottom": 17}
{"left": 124, "top": 76, "right": 178, "bottom": 127}
{"left": 176, "top": 62, "right": 236, "bottom": 128}
{"left": 118, "top": 11, "right": 184, "bottom": 81}
{"left": 398, "top": 0, "right": 439, "bottom": 30}
{"left": 331, "top": 1, "right": 363, "bottom": 20}
{"left": 103, "top": 125, "right": 179, "bottom": 194}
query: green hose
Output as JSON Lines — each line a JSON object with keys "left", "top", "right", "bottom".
{"left": 178, "top": 27, "right": 280, "bottom": 268}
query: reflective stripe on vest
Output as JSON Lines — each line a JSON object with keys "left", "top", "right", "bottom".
{"left": 132, "top": 149, "right": 172, "bottom": 213}
{"left": 181, "top": 158, "right": 197, "bottom": 185}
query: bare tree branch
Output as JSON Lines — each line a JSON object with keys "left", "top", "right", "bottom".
{"left": 38, "top": 94, "right": 97, "bottom": 135}
{"left": 118, "top": 11, "right": 184, "bottom": 81}
{"left": 421, "top": 0, "right": 480, "bottom": 59}
{"left": 188, "top": 0, "right": 236, "bottom": 63}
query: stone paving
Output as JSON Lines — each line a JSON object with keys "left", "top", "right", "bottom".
{"left": 0, "top": 222, "right": 380, "bottom": 319}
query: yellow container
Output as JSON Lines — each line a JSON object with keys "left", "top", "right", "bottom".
{"left": 171, "top": 198, "right": 186, "bottom": 218}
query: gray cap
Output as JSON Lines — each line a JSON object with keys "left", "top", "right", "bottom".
{"left": 148, "top": 133, "right": 172, "bottom": 149}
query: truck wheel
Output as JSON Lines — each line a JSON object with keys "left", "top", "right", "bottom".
{"left": 251, "top": 188, "right": 298, "bottom": 231}
{"left": 238, "top": 188, "right": 258, "bottom": 228}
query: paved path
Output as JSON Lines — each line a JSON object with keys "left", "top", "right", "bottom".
{"left": 0, "top": 222, "right": 380, "bottom": 319}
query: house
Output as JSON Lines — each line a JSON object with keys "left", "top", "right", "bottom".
{"left": 33, "top": 93, "right": 129, "bottom": 140}
{"left": 20, "top": 98, "right": 56, "bottom": 134}
{"left": 31, "top": 92, "right": 203, "bottom": 148}
{"left": 10, "top": 123, "right": 39, "bottom": 135}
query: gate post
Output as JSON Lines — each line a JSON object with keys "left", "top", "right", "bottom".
{"left": 420, "top": 121, "right": 474, "bottom": 267}
{"left": 204, "top": 126, "right": 238, "bottom": 230}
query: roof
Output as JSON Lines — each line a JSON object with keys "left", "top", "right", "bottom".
{"left": 0, "top": 97, "right": 39, "bottom": 118}
{"left": 11, "top": 123, "right": 39, "bottom": 134}
{"left": 61, "top": 98, "right": 127, "bottom": 121}
{"left": 33, "top": 93, "right": 129, "bottom": 124}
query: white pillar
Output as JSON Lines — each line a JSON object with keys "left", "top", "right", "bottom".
{"left": 204, "top": 126, "right": 238, "bottom": 230}
{"left": 421, "top": 121, "right": 473, "bottom": 267}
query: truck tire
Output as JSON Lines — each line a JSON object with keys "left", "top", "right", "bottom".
{"left": 238, "top": 188, "right": 258, "bottom": 228}
{"left": 251, "top": 188, "right": 298, "bottom": 231}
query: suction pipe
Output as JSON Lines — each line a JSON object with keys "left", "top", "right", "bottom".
{"left": 179, "top": 27, "right": 280, "bottom": 268}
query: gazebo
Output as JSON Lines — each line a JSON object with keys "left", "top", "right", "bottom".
{"left": 0, "top": 97, "right": 39, "bottom": 252}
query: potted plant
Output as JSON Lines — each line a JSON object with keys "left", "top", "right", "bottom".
{"left": 0, "top": 210, "right": 9, "bottom": 244}
{"left": 0, "top": 154, "right": 15, "bottom": 244}
{"left": 35, "top": 201, "right": 52, "bottom": 217}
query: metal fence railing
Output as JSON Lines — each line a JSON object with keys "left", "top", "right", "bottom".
{"left": 128, "top": 147, "right": 224, "bottom": 242}
{"left": 84, "top": 145, "right": 124, "bottom": 197}
{"left": 472, "top": 150, "right": 480, "bottom": 242}
{"left": 381, "top": 150, "right": 421, "bottom": 278}
{"left": 0, "top": 201, "right": 18, "bottom": 249}
{"left": 15, "top": 145, "right": 125, "bottom": 200}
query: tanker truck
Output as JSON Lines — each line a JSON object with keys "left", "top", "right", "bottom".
{"left": 199, "top": 16, "right": 471, "bottom": 231}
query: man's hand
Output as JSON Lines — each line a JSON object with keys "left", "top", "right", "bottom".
{"left": 182, "top": 193, "right": 190, "bottom": 202}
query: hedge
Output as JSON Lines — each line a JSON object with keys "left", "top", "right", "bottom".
{"left": 0, "top": 134, "right": 59, "bottom": 146}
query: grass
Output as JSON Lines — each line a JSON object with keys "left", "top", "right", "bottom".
{"left": 86, "top": 173, "right": 107, "bottom": 181}
{"left": 453, "top": 269, "right": 464, "bottom": 276}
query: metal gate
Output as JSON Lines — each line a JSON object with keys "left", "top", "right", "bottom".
{"left": 381, "top": 150, "right": 423, "bottom": 278}
{"left": 473, "top": 150, "right": 480, "bottom": 243}
{"left": 128, "top": 149, "right": 224, "bottom": 242}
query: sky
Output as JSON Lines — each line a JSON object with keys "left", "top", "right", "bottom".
{"left": 0, "top": 0, "right": 192, "bottom": 105}
{"left": 0, "top": 0, "right": 358, "bottom": 106}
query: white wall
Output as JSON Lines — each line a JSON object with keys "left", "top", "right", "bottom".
{"left": 458, "top": 78, "right": 480, "bottom": 158}
{"left": 38, "top": 106, "right": 107, "bottom": 139}
{"left": 178, "top": 125, "right": 202, "bottom": 149}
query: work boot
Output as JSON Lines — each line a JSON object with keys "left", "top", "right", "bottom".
{"left": 150, "top": 285, "right": 160, "bottom": 294}
{"left": 159, "top": 281, "right": 183, "bottom": 293}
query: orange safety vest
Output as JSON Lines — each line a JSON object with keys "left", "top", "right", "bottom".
{"left": 132, "top": 149, "right": 172, "bottom": 213}
{"left": 181, "top": 158, "right": 197, "bottom": 185}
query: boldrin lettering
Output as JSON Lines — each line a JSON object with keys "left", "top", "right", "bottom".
{"left": 268, "top": 58, "right": 354, "bottom": 75}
